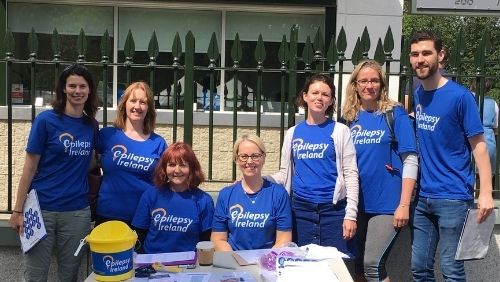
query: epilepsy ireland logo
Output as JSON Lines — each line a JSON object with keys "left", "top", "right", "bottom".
{"left": 59, "top": 133, "right": 91, "bottom": 156}
{"left": 350, "top": 124, "right": 385, "bottom": 145}
{"left": 292, "top": 138, "right": 329, "bottom": 160}
{"left": 151, "top": 208, "right": 193, "bottom": 232}
{"left": 229, "top": 204, "right": 269, "bottom": 228}
{"left": 415, "top": 104, "right": 440, "bottom": 131}
{"left": 111, "top": 144, "right": 155, "bottom": 171}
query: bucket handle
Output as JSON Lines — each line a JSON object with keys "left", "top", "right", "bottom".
{"left": 74, "top": 237, "right": 87, "bottom": 257}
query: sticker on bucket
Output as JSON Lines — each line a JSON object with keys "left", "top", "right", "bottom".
{"left": 92, "top": 248, "right": 134, "bottom": 276}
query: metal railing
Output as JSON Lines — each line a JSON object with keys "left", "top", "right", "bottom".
{"left": 1, "top": 25, "right": 499, "bottom": 213}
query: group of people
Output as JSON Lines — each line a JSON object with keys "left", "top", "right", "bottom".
{"left": 9, "top": 29, "right": 495, "bottom": 282}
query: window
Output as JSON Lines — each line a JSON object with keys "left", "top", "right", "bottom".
{"left": 118, "top": 8, "right": 222, "bottom": 109}
{"left": 7, "top": 2, "right": 113, "bottom": 106}
{"left": 224, "top": 12, "right": 324, "bottom": 112}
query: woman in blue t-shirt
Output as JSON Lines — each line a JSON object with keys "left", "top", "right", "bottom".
{"left": 95, "top": 82, "right": 167, "bottom": 226}
{"left": 9, "top": 64, "right": 99, "bottom": 281}
{"left": 212, "top": 134, "right": 292, "bottom": 251}
{"left": 342, "top": 60, "right": 418, "bottom": 282}
{"left": 132, "top": 142, "right": 214, "bottom": 253}
{"left": 268, "top": 74, "right": 359, "bottom": 258}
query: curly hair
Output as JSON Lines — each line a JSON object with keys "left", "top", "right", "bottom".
{"left": 342, "top": 60, "right": 399, "bottom": 122}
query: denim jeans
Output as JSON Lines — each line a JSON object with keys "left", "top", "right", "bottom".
{"left": 292, "top": 196, "right": 357, "bottom": 259}
{"left": 411, "top": 197, "right": 472, "bottom": 282}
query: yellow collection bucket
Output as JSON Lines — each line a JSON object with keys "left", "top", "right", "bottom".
{"left": 86, "top": 221, "right": 137, "bottom": 281}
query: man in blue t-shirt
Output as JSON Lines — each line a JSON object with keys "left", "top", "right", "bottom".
{"left": 410, "top": 30, "right": 495, "bottom": 282}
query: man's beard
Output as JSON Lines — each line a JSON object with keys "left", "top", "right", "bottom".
{"left": 414, "top": 61, "right": 439, "bottom": 80}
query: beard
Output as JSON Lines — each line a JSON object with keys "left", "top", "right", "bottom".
{"left": 414, "top": 61, "right": 439, "bottom": 80}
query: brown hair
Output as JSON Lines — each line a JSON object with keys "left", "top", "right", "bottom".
{"left": 52, "top": 64, "right": 98, "bottom": 123}
{"left": 296, "top": 74, "right": 336, "bottom": 116}
{"left": 410, "top": 30, "right": 443, "bottom": 53}
{"left": 114, "top": 81, "right": 156, "bottom": 134}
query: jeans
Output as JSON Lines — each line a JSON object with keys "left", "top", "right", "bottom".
{"left": 411, "top": 197, "right": 472, "bottom": 282}
{"left": 292, "top": 196, "right": 357, "bottom": 258}
{"left": 24, "top": 207, "right": 91, "bottom": 282}
{"left": 355, "top": 213, "right": 400, "bottom": 281}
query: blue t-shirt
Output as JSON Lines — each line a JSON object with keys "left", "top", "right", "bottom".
{"left": 291, "top": 119, "right": 337, "bottom": 203}
{"left": 97, "top": 127, "right": 167, "bottom": 221}
{"left": 26, "top": 110, "right": 96, "bottom": 211}
{"left": 413, "top": 80, "right": 484, "bottom": 200}
{"left": 350, "top": 106, "right": 417, "bottom": 214}
{"left": 132, "top": 187, "right": 214, "bottom": 254}
{"left": 212, "top": 180, "right": 292, "bottom": 250}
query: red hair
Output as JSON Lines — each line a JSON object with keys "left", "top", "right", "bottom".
{"left": 153, "top": 142, "right": 205, "bottom": 189}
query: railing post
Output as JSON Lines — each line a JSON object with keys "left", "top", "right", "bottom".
{"left": 28, "top": 28, "right": 38, "bottom": 121}
{"left": 255, "top": 34, "right": 266, "bottom": 137}
{"left": 148, "top": 31, "right": 159, "bottom": 101}
{"left": 171, "top": 33, "right": 182, "bottom": 143}
{"left": 278, "top": 35, "right": 290, "bottom": 154}
{"left": 288, "top": 25, "right": 298, "bottom": 128}
{"left": 183, "top": 31, "right": 195, "bottom": 145}
{"left": 207, "top": 32, "right": 219, "bottom": 180}
{"left": 100, "top": 30, "right": 111, "bottom": 125}
{"left": 230, "top": 33, "right": 242, "bottom": 180}
{"left": 336, "top": 27, "right": 347, "bottom": 120}
{"left": 124, "top": 30, "right": 135, "bottom": 86}
{"left": 5, "top": 34, "right": 14, "bottom": 211}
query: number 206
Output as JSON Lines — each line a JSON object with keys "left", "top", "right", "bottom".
{"left": 455, "top": 0, "right": 474, "bottom": 5}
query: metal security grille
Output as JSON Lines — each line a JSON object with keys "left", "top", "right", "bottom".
{"left": 1, "top": 25, "right": 499, "bottom": 213}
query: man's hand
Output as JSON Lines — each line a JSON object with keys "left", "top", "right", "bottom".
{"left": 477, "top": 192, "right": 495, "bottom": 223}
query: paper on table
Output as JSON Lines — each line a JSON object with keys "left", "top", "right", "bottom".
{"left": 209, "top": 271, "right": 257, "bottom": 282}
{"left": 132, "top": 272, "right": 211, "bottom": 282}
{"left": 455, "top": 208, "right": 498, "bottom": 261}
{"left": 277, "top": 259, "right": 339, "bottom": 282}
{"left": 135, "top": 251, "right": 196, "bottom": 265}
{"left": 20, "top": 189, "right": 47, "bottom": 254}
{"left": 300, "top": 244, "right": 350, "bottom": 260}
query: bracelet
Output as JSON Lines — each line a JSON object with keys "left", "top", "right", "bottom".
{"left": 12, "top": 210, "right": 23, "bottom": 214}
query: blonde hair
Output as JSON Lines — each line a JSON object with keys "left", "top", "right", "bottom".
{"left": 232, "top": 134, "right": 266, "bottom": 161}
{"left": 342, "top": 59, "right": 399, "bottom": 122}
{"left": 114, "top": 81, "right": 156, "bottom": 134}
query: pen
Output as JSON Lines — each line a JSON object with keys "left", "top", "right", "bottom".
{"left": 212, "top": 264, "right": 236, "bottom": 270}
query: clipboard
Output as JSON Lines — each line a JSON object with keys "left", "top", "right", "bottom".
{"left": 455, "top": 208, "right": 498, "bottom": 261}
{"left": 20, "top": 189, "right": 47, "bottom": 253}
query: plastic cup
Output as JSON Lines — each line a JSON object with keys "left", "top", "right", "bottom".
{"left": 196, "top": 241, "right": 215, "bottom": 266}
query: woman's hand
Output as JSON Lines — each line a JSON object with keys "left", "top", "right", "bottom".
{"left": 393, "top": 205, "right": 410, "bottom": 228}
{"left": 9, "top": 212, "right": 24, "bottom": 234}
{"left": 210, "top": 232, "right": 233, "bottom": 252}
{"left": 343, "top": 219, "right": 357, "bottom": 240}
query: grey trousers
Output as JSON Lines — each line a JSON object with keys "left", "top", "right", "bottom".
{"left": 355, "top": 213, "right": 401, "bottom": 282}
{"left": 24, "top": 207, "right": 91, "bottom": 282}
